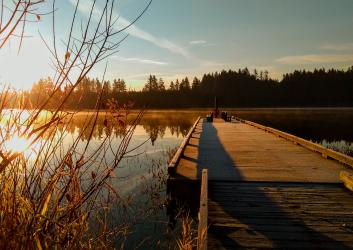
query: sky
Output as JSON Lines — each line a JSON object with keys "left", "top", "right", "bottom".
{"left": 1, "top": 0, "right": 353, "bottom": 90}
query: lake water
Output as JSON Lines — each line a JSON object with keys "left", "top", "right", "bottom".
{"left": 61, "top": 111, "right": 199, "bottom": 248}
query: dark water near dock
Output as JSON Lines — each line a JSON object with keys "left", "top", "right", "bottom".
{"left": 228, "top": 108, "right": 353, "bottom": 156}
{"left": 230, "top": 108, "right": 353, "bottom": 142}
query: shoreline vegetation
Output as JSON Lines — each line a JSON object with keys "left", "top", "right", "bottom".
{"left": 4, "top": 66, "right": 353, "bottom": 110}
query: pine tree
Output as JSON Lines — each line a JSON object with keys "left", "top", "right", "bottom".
{"left": 143, "top": 75, "right": 159, "bottom": 91}
{"left": 151, "top": 75, "right": 158, "bottom": 91}
{"left": 175, "top": 79, "right": 180, "bottom": 91}
{"left": 184, "top": 77, "right": 190, "bottom": 90}
{"left": 158, "top": 78, "right": 165, "bottom": 91}
{"left": 169, "top": 81, "right": 175, "bottom": 91}
{"left": 112, "top": 79, "right": 119, "bottom": 95}
{"left": 119, "top": 79, "right": 126, "bottom": 92}
{"left": 103, "top": 80, "right": 111, "bottom": 97}
{"left": 95, "top": 78, "right": 102, "bottom": 93}
{"left": 254, "top": 69, "right": 258, "bottom": 80}
{"left": 192, "top": 77, "right": 201, "bottom": 90}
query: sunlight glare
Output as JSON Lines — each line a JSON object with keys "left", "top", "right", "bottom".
{"left": 4, "top": 134, "right": 32, "bottom": 154}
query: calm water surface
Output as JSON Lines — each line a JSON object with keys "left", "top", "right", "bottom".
{"left": 63, "top": 111, "right": 198, "bottom": 248}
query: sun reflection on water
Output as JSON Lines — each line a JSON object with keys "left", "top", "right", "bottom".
{"left": 0, "top": 109, "right": 52, "bottom": 160}
{"left": 1, "top": 131, "right": 41, "bottom": 161}
{"left": 3, "top": 134, "right": 33, "bottom": 154}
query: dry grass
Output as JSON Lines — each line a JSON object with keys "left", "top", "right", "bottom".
{"left": 175, "top": 213, "right": 197, "bottom": 250}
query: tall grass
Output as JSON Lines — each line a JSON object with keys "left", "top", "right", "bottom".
{"left": 176, "top": 213, "right": 197, "bottom": 250}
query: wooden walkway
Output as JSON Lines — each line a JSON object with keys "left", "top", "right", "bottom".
{"left": 169, "top": 118, "right": 353, "bottom": 249}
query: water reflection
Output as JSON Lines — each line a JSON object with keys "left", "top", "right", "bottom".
{"left": 62, "top": 112, "right": 195, "bottom": 143}
{"left": 59, "top": 113, "right": 198, "bottom": 248}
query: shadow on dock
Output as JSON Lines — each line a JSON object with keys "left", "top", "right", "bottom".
{"left": 196, "top": 121, "right": 242, "bottom": 180}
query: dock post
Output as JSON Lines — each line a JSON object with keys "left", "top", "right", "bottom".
{"left": 197, "top": 169, "right": 208, "bottom": 250}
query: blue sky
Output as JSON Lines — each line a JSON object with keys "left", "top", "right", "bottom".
{"left": 1, "top": 0, "right": 353, "bottom": 90}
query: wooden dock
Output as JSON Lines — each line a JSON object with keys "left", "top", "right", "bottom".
{"left": 168, "top": 117, "right": 353, "bottom": 249}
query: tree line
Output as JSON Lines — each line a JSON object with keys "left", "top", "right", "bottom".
{"left": 6, "top": 66, "right": 353, "bottom": 109}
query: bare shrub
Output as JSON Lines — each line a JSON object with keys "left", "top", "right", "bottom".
{"left": 0, "top": 0, "right": 152, "bottom": 248}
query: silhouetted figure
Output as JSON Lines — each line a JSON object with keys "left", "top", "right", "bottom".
{"left": 207, "top": 112, "right": 213, "bottom": 122}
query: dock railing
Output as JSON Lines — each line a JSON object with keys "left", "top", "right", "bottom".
{"left": 168, "top": 117, "right": 201, "bottom": 176}
{"left": 197, "top": 169, "right": 208, "bottom": 250}
{"left": 235, "top": 117, "right": 353, "bottom": 168}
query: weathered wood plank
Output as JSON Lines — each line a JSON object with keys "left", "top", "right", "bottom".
{"left": 208, "top": 181, "right": 353, "bottom": 249}
{"left": 209, "top": 217, "right": 353, "bottom": 228}
{"left": 208, "top": 237, "right": 353, "bottom": 250}
{"left": 210, "top": 223, "right": 353, "bottom": 233}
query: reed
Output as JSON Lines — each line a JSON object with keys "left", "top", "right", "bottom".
{"left": 176, "top": 212, "right": 197, "bottom": 250}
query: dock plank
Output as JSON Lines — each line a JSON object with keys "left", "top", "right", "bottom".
{"left": 208, "top": 182, "right": 353, "bottom": 249}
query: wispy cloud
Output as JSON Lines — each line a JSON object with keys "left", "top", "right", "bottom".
{"left": 277, "top": 54, "right": 353, "bottom": 64}
{"left": 320, "top": 43, "right": 353, "bottom": 51}
{"left": 189, "top": 40, "right": 207, "bottom": 45}
{"left": 68, "top": 0, "right": 192, "bottom": 59}
{"left": 113, "top": 56, "right": 168, "bottom": 65}
{"left": 124, "top": 72, "right": 163, "bottom": 79}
